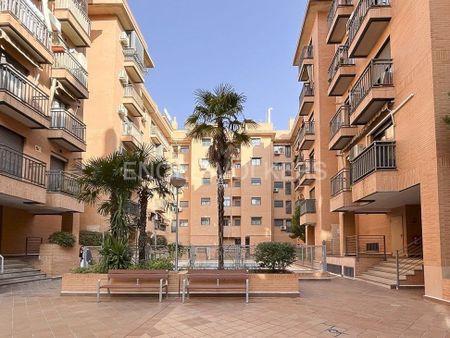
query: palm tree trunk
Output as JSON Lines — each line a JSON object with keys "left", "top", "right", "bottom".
{"left": 217, "top": 169, "right": 225, "bottom": 270}
{"left": 138, "top": 187, "right": 150, "bottom": 262}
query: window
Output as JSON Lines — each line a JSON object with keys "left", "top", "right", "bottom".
{"left": 180, "top": 219, "right": 189, "bottom": 227}
{"left": 223, "top": 179, "right": 229, "bottom": 188}
{"left": 286, "top": 201, "right": 292, "bottom": 214}
{"left": 274, "top": 145, "right": 284, "bottom": 155}
{"left": 224, "top": 217, "right": 231, "bottom": 226}
{"left": 273, "top": 162, "right": 283, "bottom": 171}
{"left": 251, "top": 138, "right": 261, "bottom": 146}
{"left": 179, "top": 164, "right": 189, "bottom": 173}
{"left": 251, "top": 197, "right": 261, "bottom": 205}
{"left": 201, "top": 217, "right": 211, "bottom": 225}
{"left": 251, "top": 177, "right": 262, "bottom": 185}
{"left": 251, "top": 157, "right": 262, "bottom": 166}
{"left": 286, "top": 220, "right": 292, "bottom": 228}
{"left": 202, "top": 177, "right": 211, "bottom": 185}
{"left": 180, "top": 201, "right": 189, "bottom": 208}
{"left": 201, "top": 138, "right": 212, "bottom": 146}
{"left": 180, "top": 146, "right": 189, "bottom": 153}
{"left": 232, "top": 197, "right": 241, "bottom": 207}
{"left": 172, "top": 146, "right": 179, "bottom": 159}
{"left": 285, "top": 146, "right": 292, "bottom": 158}
{"left": 274, "top": 181, "right": 284, "bottom": 189}
{"left": 201, "top": 197, "right": 211, "bottom": 206}
{"left": 274, "top": 219, "right": 284, "bottom": 227}
{"left": 285, "top": 163, "right": 292, "bottom": 176}
{"left": 285, "top": 182, "right": 292, "bottom": 195}
{"left": 233, "top": 179, "right": 241, "bottom": 188}
{"left": 200, "top": 158, "right": 209, "bottom": 169}
{"left": 233, "top": 217, "right": 241, "bottom": 226}
{"left": 234, "top": 162, "right": 241, "bottom": 169}
{"left": 224, "top": 197, "right": 231, "bottom": 207}
{"left": 310, "top": 188, "right": 316, "bottom": 199}
{"left": 274, "top": 200, "right": 284, "bottom": 208}
{"left": 171, "top": 220, "right": 177, "bottom": 233}
{"left": 251, "top": 217, "right": 262, "bottom": 225}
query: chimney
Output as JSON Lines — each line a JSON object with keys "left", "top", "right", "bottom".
{"left": 267, "top": 108, "right": 273, "bottom": 124}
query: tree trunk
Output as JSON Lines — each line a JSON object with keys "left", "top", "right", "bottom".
{"left": 138, "top": 188, "right": 150, "bottom": 263}
{"left": 217, "top": 168, "right": 225, "bottom": 270}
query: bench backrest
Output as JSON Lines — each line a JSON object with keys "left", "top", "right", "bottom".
{"left": 187, "top": 269, "right": 248, "bottom": 282}
{"left": 108, "top": 270, "right": 169, "bottom": 281}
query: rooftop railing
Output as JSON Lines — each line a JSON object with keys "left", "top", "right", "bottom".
{"left": 327, "top": 0, "right": 353, "bottom": 29}
{"left": 328, "top": 44, "right": 355, "bottom": 82}
{"left": 54, "top": 0, "right": 90, "bottom": 36}
{"left": 330, "top": 169, "right": 351, "bottom": 196}
{"left": 47, "top": 170, "right": 80, "bottom": 196}
{"left": 53, "top": 51, "right": 88, "bottom": 88}
{"left": 50, "top": 108, "right": 86, "bottom": 143}
{"left": 329, "top": 104, "right": 351, "bottom": 139}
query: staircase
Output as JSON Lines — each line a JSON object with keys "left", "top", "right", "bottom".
{"left": 0, "top": 258, "right": 48, "bottom": 286}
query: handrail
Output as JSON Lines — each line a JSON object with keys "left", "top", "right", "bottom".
{"left": 329, "top": 104, "right": 352, "bottom": 139}
{"left": 327, "top": 0, "right": 353, "bottom": 30}
{"left": 55, "top": 0, "right": 90, "bottom": 36}
{"left": 328, "top": 44, "right": 355, "bottom": 82}
{"left": 50, "top": 108, "right": 86, "bottom": 143}
{"left": 395, "top": 237, "right": 423, "bottom": 289}
{"left": 0, "top": 254, "right": 3, "bottom": 273}
{"left": 53, "top": 51, "right": 88, "bottom": 88}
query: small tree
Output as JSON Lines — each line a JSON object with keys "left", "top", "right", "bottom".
{"left": 289, "top": 207, "right": 305, "bottom": 242}
{"left": 255, "top": 242, "right": 296, "bottom": 271}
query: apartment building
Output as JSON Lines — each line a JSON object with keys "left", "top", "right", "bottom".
{"left": 293, "top": 0, "right": 450, "bottom": 302}
{"left": 0, "top": 0, "right": 90, "bottom": 255}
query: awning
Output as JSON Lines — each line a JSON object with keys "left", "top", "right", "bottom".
{"left": 55, "top": 81, "right": 77, "bottom": 102}
{"left": 0, "top": 29, "right": 41, "bottom": 69}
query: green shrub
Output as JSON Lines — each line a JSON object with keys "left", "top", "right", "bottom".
{"left": 79, "top": 230, "right": 103, "bottom": 246}
{"left": 255, "top": 242, "right": 296, "bottom": 271}
{"left": 145, "top": 233, "right": 168, "bottom": 247}
{"left": 98, "top": 236, "right": 132, "bottom": 270}
{"left": 167, "top": 243, "right": 185, "bottom": 258}
{"left": 48, "top": 232, "right": 76, "bottom": 248}
{"left": 131, "top": 258, "right": 174, "bottom": 271}
{"left": 72, "top": 264, "right": 106, "bottom": 274}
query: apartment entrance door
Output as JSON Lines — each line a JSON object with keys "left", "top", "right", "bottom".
{"left": 391, "top": 216, "right": 404, "bottom": 254}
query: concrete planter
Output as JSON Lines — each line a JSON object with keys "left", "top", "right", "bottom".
{"left": 38, "top": 244, "right": 80, "bottom": 277}
{"left": 61, "top": 271, "right": 300, "bottom": 296}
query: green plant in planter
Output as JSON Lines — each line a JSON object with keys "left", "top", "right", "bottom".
{"left": 48, "top": 231, "right": 76, "bottom": 248}
{"left": 98, "top": 236, "right": 132, "bottom": 270}
{"left": 255, "top": 242, "right": 296, "bottom": 272}
{"left": 167, "top": 243, "right": 186, "bottom": 258}
{"left": 79, "top": 230, "right": 103, "bottom": 246}
{"left": 131, "top": 258, "right": 174, "bottom": 271}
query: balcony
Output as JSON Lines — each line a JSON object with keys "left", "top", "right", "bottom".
{"left": 298, "top": 83, "right": 314, "bottom": 116}
{"left": 150, "top": 125, "right": 170, "bottom": 150}
{"left": 123, "top": 48, "right": 147, "bottom": 83}
{"left": 123, "top": 84, "right": 144, "bottom": 117}
{"left": 299, "top": 199, "right": 316, "bottom": 226}
{"left": 299, "top": 160, "right": 315, "bottom": 186}
{"left": 328, "top": 45, "right": 355, "bottom": 96}
{"left": 350, "top": 59, "right": 394, "bottom": 125}
{"left": 125, "top": 200, "right": 140, "bottom": 217}
{"left": 0, "top": 63, "right": 50, "bottom": 128}
{"left": 0, "top": 0, "right": 52, "bottom": 64}
{"left": 347, "top": 0, "right": 392, "bottom": 58}
{"left": 327, "top": 0, "right": 353, "bottom": 44}
{"left": 48, "top": 108, "right": 86, "bottom": 152}
{"left": 298, "top": 45, "right": 314, "bottom": 81}
{"left": 0, "top": 144, "right": 47, "bottom": 204}
{"left": 121, "top": 122, "right": 142, "bottom": 149}
{"left": 296, "top": 121, "right": 315, "bottom": 150}
{"left": 330, "top": 169, "right": 353, "bottom": 212}
{"left": 52, "top": 51, "right": 89, "bottom": 99}
{"left": 46, "top": 171, "right": 83, "bottom": 213}
{"left": 329, "top": 104, "right": 356, "bottom": 150}
{"left": 53, "top": 0, "right": 90, "bottom": 47}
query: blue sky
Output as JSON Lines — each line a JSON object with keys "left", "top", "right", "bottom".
{"left": 128, "top": 0, "right": 307, "bottom": 130}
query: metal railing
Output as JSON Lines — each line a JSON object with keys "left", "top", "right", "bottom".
{"left": 50, "top": 108, "right": 86, "bottom": 143}
{"left": 0, "top": 0, "right": 51, "bottom": 49}
{"left": 47, "top": 171, "right": 80, "bottom": 196}
{"left": 295, "top": 243, "right": 327, "bottom": 271}
{"left": 351, "top": 141, "right": 396, "bottom": 183}
{"left": 125, "top": 200, "right": 140, "bottom": 217}
{"left": 54, "top": 0, "right": 90, "bottom": 36}
{"left": 330, "top": 104, "right": 352, "bottom": 139}
{"left": 350, "top": 59, "right": 393, "bottom": 114}
{"left": 0, "top": 254, "right": 3, "bottom": 273}
{"left": 123, "top": 48, "right": 147, "bottom": 75}
{"left": 326, "top": 238, "right": 340, "bottom": 256}
{"left": 331, "top": 169, "right": 352, "bottom": 196}
{"left": 122, "top": 122, "right": 143, "bottom": 143}
{"left": 25, "top": 236, "right": 42, "bottom": 255}
{"left": 328, "top": 44, "right": 355, "bottom": 82}
{"left": 124, "top": 84, "right": 144, "bottom": 109}
{"left": 345, "top": 235, "right": 387, "bottom": 259}
{"left": 150, "top": 125, "right": 170, "bottom": 150}
{"left": 299, "top": 83, "right": 314, "bottom": 106}
{"left": 328, "top": 0, "right": 353, "bottom": 29}
{"left": 297, "top": 121, "right": 315, "bottom": 148}
{"left": 0, "top": 63, "right": 49, "bottom": 117}
{"left": 299, "top": 199, "right": 316, "bottom": 215}
{"left": 396, "top": 237, "right": 423, "bottom": 289}
{"left": 299, "top": 159, "right": 315, "bottom": 179}
{"left": 53, "top": 51, "right": 88, "bottom": 88}
{"left": 299, "top": 44, "right": 314, "bottom": 70}
{"left": 0, "top": 144, "right": 46, "bottom": 186}
{"left": 348, "top": 0, "right": 390, "bottom": 47}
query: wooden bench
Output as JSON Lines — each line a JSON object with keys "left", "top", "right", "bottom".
{"left": 182, "top": 269, "right": 249, "bottom": 303}
{"left": 96, "top": 270, "right": 169, "bottom": 303}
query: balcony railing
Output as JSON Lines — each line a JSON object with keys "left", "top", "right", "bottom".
{"left": 350, "top": 59, "right": 393, "bottom": 114}
{"left": 299, "top": 160, "right": 315, "bottom": 178}
{"left": 299, "top": 45, "right": 313, "bottom": 71}
{"left": 50, "top": 108, "right": 86, "bottom": 143}
{"left": 47, "top": 171, "right": 80, "bottom": 196}
{"left": 328, "top": 45, "right": 355, "bottom": 82}
{"left": 0, "top": 63, "right": 49, "bottom": 117}
{"left": 53, "top": 51, "right": 88, "bottom": 88}
{"left": 351, "top": 141, "right": 396, "bottom": 183}
{"left": 327, "top": 0, "right": 353, "bottom": 29}
{"left": 123, "top": 48, "right": 147, "bottom": 74}
{"left": 54, "top": 0, "right": 90, "bottom": 36}
{"left": 125, "top": 200, "right": 139, "bottom": 217}
{"left": 299, "top": 83, "right": 314, "bottom": 104}
{"left": 329, "top": 104, "right": 351, "bottom": 139}
{"left": 299, "top": 199, "right": 316, "bottom": 216}
{"left": 0, "top": 144, "right": 46, "bottom": 186}
{"left": 122, "top": 122, "right": 143, "bottom": 143}
{"left": 124, "top": 84, "right": 144, "bottom": 108}
{"left": 347, "top": 0, "right": 391, "bottom": 48}
{"left": 331, "top": 169, "right": 351, "bottom": 196}
{"left": 150, "top": 125, "right": 170, "bottom": 149}
{"left": 297, "top": 121, "right": 315, "bottom": 147}
{"left": 0, "top": 0, "right": 51, "bottom": 49}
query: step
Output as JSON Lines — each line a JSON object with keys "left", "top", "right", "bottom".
{"left": 359, "top": 273, "right": 397, "bottom": 286}
{"left": 355, "top": 276, "right": 394, "bottom": 289}
{"left": 385, "top": 257, "right": 423, "bottom": 264}
{"left": 3, "top": 263, "right": 33, "bottom": 269}
{"left": 364, "top": 269, "right": 406, "bottom": 281}
{"left": 378, "top": 261, "right": 423, "bottom": 269}
{"left": 0, "top": 271, "right": 45, "bottom": 279}
{"left": 0, "top": 275, "right": 48, "bottom": 286}
{"left": 371, "top": 266, "right": 416, "bottom": 275}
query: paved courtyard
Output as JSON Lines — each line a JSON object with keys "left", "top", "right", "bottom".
{"left": 0, "top": 278, "right": 449, "bottom": 337}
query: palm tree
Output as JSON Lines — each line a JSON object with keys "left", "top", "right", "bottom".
{"left": 186, "top": 84, "right": 257, "bottom": 269}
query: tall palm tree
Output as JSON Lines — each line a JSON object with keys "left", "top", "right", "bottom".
{"left": 186, "top": 84, "right": 257, "bottom": 269}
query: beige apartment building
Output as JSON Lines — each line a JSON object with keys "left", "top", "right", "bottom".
{"left": 293, "top": 0, "right": 450, "bottom": 302}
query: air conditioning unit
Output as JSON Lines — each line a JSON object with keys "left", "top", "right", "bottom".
{"left": 280, "top": 225, "right": 287, "bottom": 231}
{"left": 349, "top": 144, "right": 366, "bottom": 161}
{"left": 274, "top": 150, "right": 281, "bottom": 156}
{"left": 118, "top": 69, "right": 129, "bottom": 85}
{"left": 199, "top": 159, "right": 208, "bottom": 170}
{"left": 273, "top": 188, "right": 279, "bottom": 193}
{"left": 120, "top": 32, "right": 129, "bottom": 47}
{"left": 118, "top": 104, "right": 128, "bottom": 119}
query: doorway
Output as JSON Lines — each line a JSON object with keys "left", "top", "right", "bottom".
{"left": 390, "top": 216, "right": 404, "bottom": 254}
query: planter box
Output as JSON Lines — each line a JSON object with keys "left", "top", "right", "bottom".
{"left": 38, "top": 244, "right": 80, "bottom": 277}
{"left": 61, "top": 272, "right": 300, "bottom": 296}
